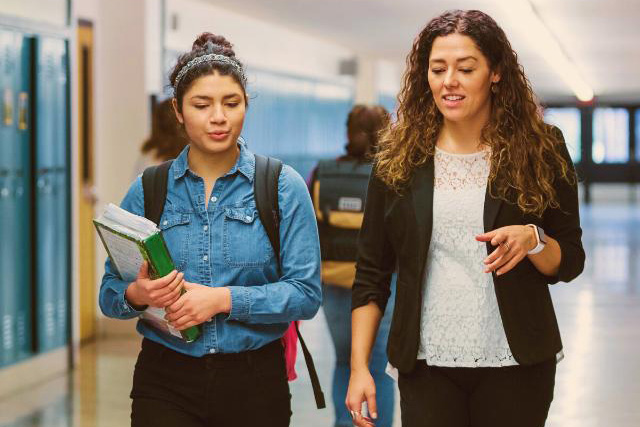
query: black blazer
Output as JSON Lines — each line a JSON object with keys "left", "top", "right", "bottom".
{"left": 352, "top": 134, "right": 585, "bottom": 373}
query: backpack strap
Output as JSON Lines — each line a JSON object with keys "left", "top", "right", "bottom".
{"left": 294, "top": 322, "right": 326, "bottom": 409}
{"left": 253, "top": 154, "right": 326, "bottom": 410}
{"left": 142, "top": 160, "right": 173, "bottom": 223}
{"left": 254, "top": 154, "right": 283, "bottom": 271}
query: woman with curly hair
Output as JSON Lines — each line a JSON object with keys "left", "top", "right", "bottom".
{"left": 346, "top": 10, "right": 585, "bottom": 427}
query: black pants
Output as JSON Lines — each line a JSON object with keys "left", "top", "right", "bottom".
{"left": 130, "top": 338, "right": 291, "bottom": 427}
{"left": 398, "top": 359, "right": 556, "bottom": 427}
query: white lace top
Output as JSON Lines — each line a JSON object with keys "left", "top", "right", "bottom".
{"left": 417, "top": 147, "right": 518, "bottom": 367}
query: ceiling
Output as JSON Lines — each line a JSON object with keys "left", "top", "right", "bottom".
{"left": 201, "top": 0, "right": 640, "bottom": 103}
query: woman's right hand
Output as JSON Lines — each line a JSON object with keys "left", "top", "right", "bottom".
{"left": 345, "top": 368, "right": 378, "bottom": 426}
{"left": 125, "top": 261, "right": 185, "bottom": 309}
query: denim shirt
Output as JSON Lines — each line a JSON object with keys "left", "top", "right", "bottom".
{"left": 99, "top": 143, "right": 322, "bottom": 356}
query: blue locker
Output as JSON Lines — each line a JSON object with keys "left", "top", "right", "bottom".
{"left": 0, "top": 29, "right": 34, "bottom": 367}
{"left": 0, "top": 28, "right": 17, "bottom": 368}
{"left": 35, "top": 37, "right": 69, "bottom": 353}
{"left": 15, "top": 32, "right": 33, "bottom": 362}
{"left": 0, "top": 28, "right": 33, "bottom": 367}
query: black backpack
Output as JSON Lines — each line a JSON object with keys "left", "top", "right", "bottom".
{"left": 315, "top": 159, "right": 372, "bottom": 262}
{"left": 142, "top": 154, "right": 325, "bottom": 409}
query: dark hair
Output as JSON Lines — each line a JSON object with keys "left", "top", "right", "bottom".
{"left": 169, "top": 33, "right": 247, "bottom": 111}
{"left": 376, "top": 10, "right": 575, "bottom": 216}
{"left": 141, "top": 98, "right": 187, "bottom": 160}
{"left": 345, "top": 104, "right": 390, "bottom": 160}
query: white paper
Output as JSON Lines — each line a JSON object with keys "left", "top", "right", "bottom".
{"left": 142, "top": 307, "right": 183, "bottom": 338}
{"left": 98, "top": 203, "right": 159, "bottom": 240}
{"left": 385, "top": 362, "right": 399, "bottom": 381}
{"left": 99, "top": 228, "right": 145, "bottom": 282}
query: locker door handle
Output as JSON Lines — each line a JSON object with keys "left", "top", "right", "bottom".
{"left": 18, "top": 92, "right": 28, "bottom": 130}
{"left": 37, "top": 177, "right": 52, "bottom": 194}
{"left": 3, "top": 88, "right": 13, "bottom": 126}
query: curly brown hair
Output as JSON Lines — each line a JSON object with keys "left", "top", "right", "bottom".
{"left": 375, "top": 10, "right": 575, "bottom": 217}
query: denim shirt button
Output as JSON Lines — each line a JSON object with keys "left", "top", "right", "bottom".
{"left": 209, "top": 348, "right": 216, "bottom": 354}
{"left": 203, "top": 225, "right": 208, "bottom": 231}
{"left": 162, "top": 220, "right": 168, "bottom": 226}
{"left": 245, "top": 215, "right": 251, "bottom": 222}
{"left": 211, "top": 196, "right": 218, "bottom": 203}
{"left": 203, "top": 255, "right": 208, "bottom": 261}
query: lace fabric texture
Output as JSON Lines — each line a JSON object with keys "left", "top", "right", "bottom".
{"left": 417, "top": 147, "right": 518, "bottom": 367}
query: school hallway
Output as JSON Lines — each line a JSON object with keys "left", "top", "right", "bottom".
{"left": 2, "top": 0, "right": 640, "bottom": 426}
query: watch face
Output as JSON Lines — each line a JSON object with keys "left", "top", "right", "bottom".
{"left": 537, "top": 226, "right": 547, "bottom": 244}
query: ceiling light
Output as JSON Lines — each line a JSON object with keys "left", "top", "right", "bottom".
{"left": 503, "top": 0, "right": 594, "bottom": 102}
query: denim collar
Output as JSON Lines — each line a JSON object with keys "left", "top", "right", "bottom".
{"left": 172, "top": 141, "right": 255, "bottom": 183}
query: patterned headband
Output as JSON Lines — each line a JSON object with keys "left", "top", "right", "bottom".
{"left": 173, "top": 53, "right": 245, "bottom": 90}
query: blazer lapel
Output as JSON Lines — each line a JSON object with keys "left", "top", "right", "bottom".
{"left": 410, "top": 157, "right": 435, "bottom": 261}
{"left": 483, "top": 180, "right": 504, "bottom": 232}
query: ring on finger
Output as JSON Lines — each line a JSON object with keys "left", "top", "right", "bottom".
{"left": 350, "top": 410, "right": 361, "bottom": 419}
{"left": 500, "top": 241, "right": 511, "bottom": 252}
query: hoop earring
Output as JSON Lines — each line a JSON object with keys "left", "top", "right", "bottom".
{"left": 491, "top": 83, "right": 499, "bottom": 94}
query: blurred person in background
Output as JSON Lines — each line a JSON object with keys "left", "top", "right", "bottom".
{"left": 132, "top": 98, "right": 188, "bottom": 178}
{"left": 99, "top": 32, "right": 321, "bottom": 426}
{"left": 346, "top": 10, "right": 584, "bottom": 427}
{"left": 309, "top": 104, "right": 395, "bottom": 427}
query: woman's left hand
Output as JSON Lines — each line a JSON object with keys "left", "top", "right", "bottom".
{"left": 476, "top": 225, "right": 536, "bottom": 276}
{"left": 165, "top": 282, "right": 231, "bottom": 330}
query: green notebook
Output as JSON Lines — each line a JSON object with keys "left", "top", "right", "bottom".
{"left": 94, "top": 203, "right": 200, "bottom": 342}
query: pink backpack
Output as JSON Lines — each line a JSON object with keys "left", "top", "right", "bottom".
{"left": 280, "top": 320, "right": 324, "bottom": 409}
{"left": 281, "top": 321, "right": 299, "bottom": 380}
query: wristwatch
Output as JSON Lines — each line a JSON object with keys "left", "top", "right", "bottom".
{"left": 526, "top": 224, "right": 547, "bottom": 255}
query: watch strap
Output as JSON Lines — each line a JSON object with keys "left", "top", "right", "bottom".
{"left": 527, "top": 224, "right": 546, "bottom": 255}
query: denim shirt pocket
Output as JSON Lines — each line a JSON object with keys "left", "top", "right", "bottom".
{"left": 223, "top": 206, "right": 273, "bottom": 267}
{"left": 158, "top": 212, "right": 191, "bottom": 272}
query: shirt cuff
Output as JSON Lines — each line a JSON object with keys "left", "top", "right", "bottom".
{"left": 120, "top": 288, "right": 147, "bottom": 316}
{"left": 227, "top": 286, "right": 250, "bottom": 322}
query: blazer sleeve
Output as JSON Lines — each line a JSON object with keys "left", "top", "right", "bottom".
{"left": 541, "top": 127, "right": 586, "bottom": 284}
{"left": 351, "top": 170, "right": 396, "bottom": 313}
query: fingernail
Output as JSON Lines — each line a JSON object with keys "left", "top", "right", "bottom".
{"left": 372, "top": 412, "right": 378, "bottom": 419}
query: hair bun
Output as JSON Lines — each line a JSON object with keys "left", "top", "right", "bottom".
{"left": 192, "top": 32, "right": 235, "bottom": 57}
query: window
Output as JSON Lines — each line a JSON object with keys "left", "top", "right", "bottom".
{"left": 592, "top": 108, "right": 629, "bottom": 164}
{"left": 543, "top": 108, "right": 581, "bottom": 163}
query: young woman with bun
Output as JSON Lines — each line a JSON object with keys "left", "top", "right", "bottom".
{"left": 99, "top": 33, "right": 322, "bottom": 426}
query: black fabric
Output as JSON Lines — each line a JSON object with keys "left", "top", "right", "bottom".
{"left": 131, "top": 338, "right": 292, "bottom": 426}
{"left": 397, "top": 359, "right": 556, "bottom": 427}
{"left": 351, "top": 127, "right": 586, "bottom": 372}
{"left": 142, "top": 160, "right": 174, "bottom": 224}
{"left": 142, "top": 155, "right": 325, "bottom": 410}
{"left": 253, "top": 154, "right": 283, "bottom": 269}
{"left": 254, "top": 154, "right": 326, "bottom": 410}
{"left": 314, "top": 159, "right": 372, "bottom": 262}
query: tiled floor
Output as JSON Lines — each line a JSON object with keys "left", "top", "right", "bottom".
{"left": 1, "top": 203, "right": 639, "bottom": 426}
